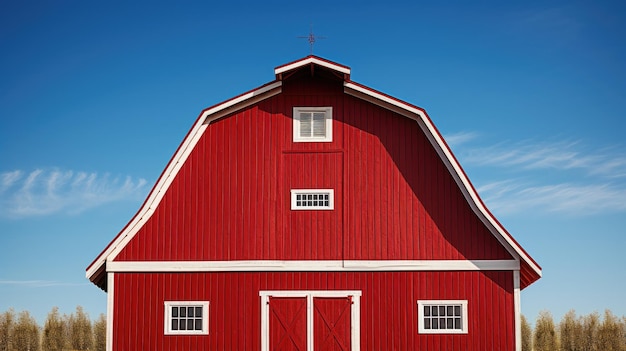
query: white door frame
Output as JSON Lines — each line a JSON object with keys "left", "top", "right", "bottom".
{"left": 260, "top": 290, "right": 361, "bottom": 351}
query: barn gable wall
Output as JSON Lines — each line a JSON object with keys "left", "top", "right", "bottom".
{"left": 115, "top": 73, "right": 512, "bottom": 262}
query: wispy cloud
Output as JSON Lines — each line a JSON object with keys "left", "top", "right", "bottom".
{"left": 0, "top": 170, "right": 22, "bottom": 194}
{"left": 443, "top": 131, "right": 479, "bottom": 149}
{"left": 450, "top": 131, "right": 626, "bottom": 216}
{"left": 0, "top": 169, "right": 149, "bottom": 218}
{"left": 0, "top": 280, "right": 90, "bottom": 288}
{"left": 477, "top": 180, "right": 626, "bottom": 216}
{"left": 461, "top": 139, "right": 626, "bottom": 178}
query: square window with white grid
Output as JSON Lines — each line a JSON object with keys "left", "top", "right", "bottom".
{"left": 417, "top": 300, "right": 468, "bottom": 334}
{"left": 164, "top": 301, "right": 209, "bottom": 335}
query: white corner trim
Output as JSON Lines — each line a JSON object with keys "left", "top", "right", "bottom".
{"left": 106, "top": 272, "right": 114, "bottom": 351}
{"left": 344, "top": 81, "right": 542, "bottom": 279}
{"left": 275, "top": 57, "right": 351, "bottom": 75}
{"left": 514, "top": 270, "right": 522, "bottom": 351}
{"left": 106, "top": 259, "right": 520, "bottom": 273}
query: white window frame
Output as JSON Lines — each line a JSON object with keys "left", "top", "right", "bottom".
{"left": 260, "top": 290, "right": 361, "bottom": 351}
{"left": 164, "top": 301, "right": 209, "bottom": 335}
{"left": 291, "top": 189, "right": 334, "bottom": 210}
{"left": 293, "top": 107, "right": 333, "bottom": 142}
{"left": 417, "top": 300, "right": 468, "bottom": 334}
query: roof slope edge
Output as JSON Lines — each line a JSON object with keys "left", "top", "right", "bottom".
{"left": 344, "top": 81, "right": 542, "bottom": 287}
{"left": 85, "top": 81, "right": 283, "bottom": 286}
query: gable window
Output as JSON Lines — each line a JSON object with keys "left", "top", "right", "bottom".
{"left": 417, "top": 300, "right": 468, "bottom": 334}
{"left": 164, "top": 301, "right": 209, "bottom": 335}
{"left": 293, "top": 107, "right": 332, "bottom": 142}
{"left": 291, "top": 189, "right": 334, "bottom": 210}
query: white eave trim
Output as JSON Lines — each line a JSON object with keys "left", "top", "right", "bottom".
{"left": 344, "top": 81, "right": 541, "bottom": 279}
{"left": 106, "top": 259, "right": 520, "bottom": 273}
{"left": 345, "top": 82, "right": 423, "bottom": 118}
{"left": 203, "top": 81, "right": 282, "bottom": 123}
{"left": 275, "top": 57, "right": 351, "bottom": 76}
{"left": 86, "top": 82, "right": 283, "bottom": 281}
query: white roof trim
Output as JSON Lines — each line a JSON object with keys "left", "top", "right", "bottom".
{"left": 275, "top": 56, "right": 351, "bottom": 75}
{"left": 204, "top": 81, "right": 282, "bottom": 117}
{"left": 344, "top": 81, "right": 541, "bottom": 278}
{"left": 86, "top": 82, "right": 283, "bottom": 281}
{"left": 345, "top": 82, "right": 424, "bottom": 117}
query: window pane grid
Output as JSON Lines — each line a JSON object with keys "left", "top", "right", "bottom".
{"left": 170, "top": 305, "right": 203, "bottom": 331}
{"left": 422, "top": 304, "right": 463, "bottom": 331}
{"left": 292, "top": 191, "right": 332, "bottom": 209}
{"left": 165, "top": 302, "right": 208, "bottom": 335}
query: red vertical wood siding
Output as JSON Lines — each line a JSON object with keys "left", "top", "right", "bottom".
{"left": 313, "top": 297, "right": 352, "bottom": 351}
{"left": 115, "top": 72, "right": 512, "bottom": 262}
{"left": 113, "top": 271, "right": 514, "bottom": 350}
{"left": 281, "top": 152, "right": 343, "bottom": 260}
{"left": 269, "top": 297, "right": 308, "bottom": 350}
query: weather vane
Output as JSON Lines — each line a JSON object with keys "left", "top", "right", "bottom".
{"left": 298, "top": 25, "right": 326, "bottom": 55}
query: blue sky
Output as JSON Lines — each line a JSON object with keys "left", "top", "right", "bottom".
{"left": 1, "top": 0, "right": 625, "bottom": 325}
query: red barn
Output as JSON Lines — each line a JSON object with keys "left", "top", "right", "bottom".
{"left": 87, "top": 56, "right": 541, "bottom": 351}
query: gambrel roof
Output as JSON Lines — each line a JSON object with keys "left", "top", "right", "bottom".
{"left": 87, "top": 56, "right": 541, "bottom": 290}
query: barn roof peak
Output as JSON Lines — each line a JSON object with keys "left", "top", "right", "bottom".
{"left": 274, "top": 55, "right": 351, "bottom": 81}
